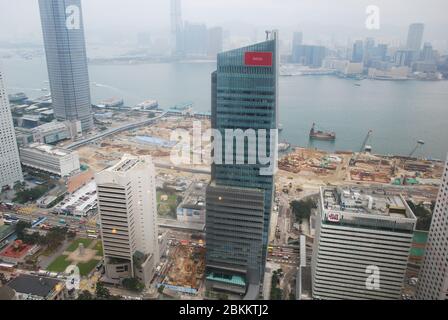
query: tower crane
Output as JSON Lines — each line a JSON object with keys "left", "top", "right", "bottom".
{"left": 408, "top": 140, "right": 425, "bottom": 158}
{"left": 350, "top": 130, "right": 372, "bottom": 166}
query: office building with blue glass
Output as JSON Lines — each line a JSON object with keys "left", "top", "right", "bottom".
{"left": 205, "top": 31, "right": 278, "bottom": 298}
{"left": 38, "top": 0, "right": 93, "bottom": 131}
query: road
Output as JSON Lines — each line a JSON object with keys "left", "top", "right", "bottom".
{"left": 66, "top": 111, "right": 167, "bottom": 150}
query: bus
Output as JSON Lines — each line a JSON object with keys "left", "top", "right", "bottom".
{"left": 87, "top": 234, "right": 98, "bottom": 239}
{"left": 87, "top": 229, "right": 97, "bottom": 234}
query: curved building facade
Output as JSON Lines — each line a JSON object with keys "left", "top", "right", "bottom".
{"left": 38, "top": 0, "right": 93, "bottom": 131}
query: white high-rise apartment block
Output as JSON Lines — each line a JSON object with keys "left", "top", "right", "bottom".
{"left": 96, "top": 155, "right": 159, "bottom": 286}
{"left": 0, "top": 67, "right": 23, "bottom": 188}
{"left": 417, "top": 156, "right": 448, "bottom": 300}
{"left": 312, "top": 186, "right": 417, "bottom": 300}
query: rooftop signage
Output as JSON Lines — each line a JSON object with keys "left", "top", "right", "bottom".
{"left": 327, "top": 212, "right": 341, "bottom": 222}
{"left": 244, "top": 52, "right": 273, "bottom": 66}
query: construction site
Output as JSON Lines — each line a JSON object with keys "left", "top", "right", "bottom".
{"left": 160, "top": 243, "right": 206, "bottom": 295}
{"left": 277, "top": 127, "right": 444, "bottom": 203}
{"left": 76, "top": 115, "right": 211, "bottom": 172}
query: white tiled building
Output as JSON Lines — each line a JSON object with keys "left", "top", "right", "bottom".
{"left": 417, "top": 156, "right": 448, "bottom": 300}
{"left": 96, "top": 155, "right": 159, "bottom": 286}
{"left": 0, "top": 67, "right": 23, "bottom": 188}
{"left": 312, "top": 186, "right": 417, "bottom": 300}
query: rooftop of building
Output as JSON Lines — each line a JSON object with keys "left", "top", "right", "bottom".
{"left": 321, "top": 186, "right": 415, "bottom": 219}
{"left": 0, "top": 285, "right": 15, "bottom": 300}
{"left": 20, "top": 143, "right": 73, "bottom": 157}
{"left": 108, "top": 155, "right": 152, "bottom": 173}
{"left": 7, "top": 274, "right": 62, "bottom": 298}
{"left": 31, "top": 121, "right": 67, "bottom": 132}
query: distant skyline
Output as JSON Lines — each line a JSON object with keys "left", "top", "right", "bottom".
{"left": 0, "top": 0, "right": 447, "bottom": 52}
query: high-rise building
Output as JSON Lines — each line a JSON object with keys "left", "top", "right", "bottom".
{"left": 312, "top": 186, "right": 417, "bottom": 300}
{"left": 292, "top": 45, "right": 326, "bottom": 67}
{"left": 0, "top": 67, "right": 24, "bottom": 188}
{"left": 170, "top": 0, "right": 183, "bottom": 56}
{"left": 406, "top": 23, "right": 425, "bottom": 51}
{"left": 416, "top": 156, "right": 448, "bottom": 300}
{"left": 205, "top": 31, "right": 278, "bottom": 298}
{"left": 96, "top": 155, "right": 159, "bottom": 286}
{"left": 421, "top": 42, "right": 434, "bottom": 62}
{"left": 291, "top": 32, "right": 303, "bottom": 61}
{"left": 183, "top": 22, "right": 208, "bottom": 57}
{"left": 352, "top": 40, "right": 364, "bottom": 63}
{"left": 207, "top": 27, "right": 223, "bottom": 58}
{"left": 38, "top": 0, "right": 93, "bottom": 131}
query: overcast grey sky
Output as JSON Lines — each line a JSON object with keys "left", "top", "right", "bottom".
{"left": 0, "top": 0, "right": 447, "bottom": 49}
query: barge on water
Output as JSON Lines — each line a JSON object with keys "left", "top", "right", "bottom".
{"left": 309, "top": 123, "right": 336, "bottom": 141}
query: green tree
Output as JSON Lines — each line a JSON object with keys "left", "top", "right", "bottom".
{"left": 78, "top": 290, "right": 94, "bottom": 300}
{"left": 123, "top": 278, "right": 144, "bottom": 292}
{"left": 95, "top": 282, "right": 111, "bottom": 299}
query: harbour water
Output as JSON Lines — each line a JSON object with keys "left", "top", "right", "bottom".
{"left": 2, "top": 57, "right": 448, "bottom": 160}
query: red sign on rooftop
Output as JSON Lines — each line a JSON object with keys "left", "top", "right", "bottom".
{"left": 244, "top": 52, "right": 272, "bottom": 66}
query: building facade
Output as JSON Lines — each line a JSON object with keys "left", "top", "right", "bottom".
{"left": 38, "top": 0, "right": 93, "bottom": 131}
{"left": 96, "top": 155, "right": 159, "bottom": 286}
{"left": 292, "top": 45, "right": 326, "bottom": 67}
{"left": 416, "top": 156, "right": 448, "bottom": 300}
{"left": 205, "top": 31, "right": 278, "bottom": 297}
{"left": 312, "top": 187, "right": 417, "bottom": 300}
{"left": 0, "top": 68, "right": 24, "bottom": 188}
{"left": 406, "top": 23, "right": 425, "bottom": 51}
{"left": 19, "top": 143, "right": 80, "bottom": 177}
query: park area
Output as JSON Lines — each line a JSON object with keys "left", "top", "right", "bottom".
{"left": 156, "top": 191, "right": 179, "bottom": 219}
{"left": 46, "top": 238, "right": 103, "bottom": 276}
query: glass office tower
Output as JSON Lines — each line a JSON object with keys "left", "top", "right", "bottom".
{"left": 38, "top": 0, "right": 93, "bottom": 131}
{"left": 205, "top": 31, "right": 278, "bottom": 298}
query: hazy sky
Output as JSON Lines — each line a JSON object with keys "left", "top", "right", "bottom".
{"left": 0, "top": 0, "right": 447, "bottom": 49}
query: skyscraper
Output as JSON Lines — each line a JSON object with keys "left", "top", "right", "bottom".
{"left": 38, "top": 0, "right": 93, "bottom": 131}
{"left": 352, "top": 40, "right": 364, "bottom": 63}
{"left": 293, "top": 45, "right": 326, "bottom": 67}
{"left": 171, "top": 0, "right": 183, "bottom": 56}
{"left": 406, "top": 23, "right": 424, "bottom": 51}
{"left": 416, "top": 156, "right": 448, "bottom": 300}
{"left": 96, "top": 155, "right": 159, "bottom": 286}
{"left": 0, "top": 67, "right": 24, "bottom": 188}
{"left": 312, "top": 186, "right": 417, "bottom": 300}
{"left": 205, "top": 31, "right": 278, "bottom": 298}
{"left": 183, "top": 22, "right": 208, "bottom": 56}
{"left": 207, "top": 27, "right": 223, "bottom": 58}
{"left": 291, "top": 31, "right": 303, "bottom": 61}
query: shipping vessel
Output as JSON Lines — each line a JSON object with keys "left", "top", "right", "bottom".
{"left": 309, "top": 123, "right": 336, "bottom": 141}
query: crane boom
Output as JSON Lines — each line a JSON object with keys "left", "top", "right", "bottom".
{"left": 360, "top": 130, "right": 373, "bottom": 152}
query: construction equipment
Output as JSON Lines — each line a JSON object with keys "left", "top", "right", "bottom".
{"left": 360, "top": 130, "right": 373, "bottom": 153}
{"left": 408, "top": 140, "right": 425, "bottom": 158}
{"left": 350, "top": 130, "right": 372, "bottom": 166}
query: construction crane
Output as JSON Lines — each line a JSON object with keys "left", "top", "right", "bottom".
{"left": 350, "top": 130, "right": 372, "bottom": 166}
{"left": 360, "top": 130, "right": 373, "bottom": 153}
{"left": 408, "top": 140, "right": 425, "bottom": 158}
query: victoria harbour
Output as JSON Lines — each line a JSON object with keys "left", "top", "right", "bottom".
{"left": 3, "top": 56, "right": 448, "bottom": 159}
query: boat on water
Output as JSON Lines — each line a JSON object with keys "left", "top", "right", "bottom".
{"left": 309, "top": 123, "right": 336, "bottom": 141}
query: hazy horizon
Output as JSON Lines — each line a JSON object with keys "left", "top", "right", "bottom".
{"left": 0, "top": 0, "right": 447, "bottom": 52}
